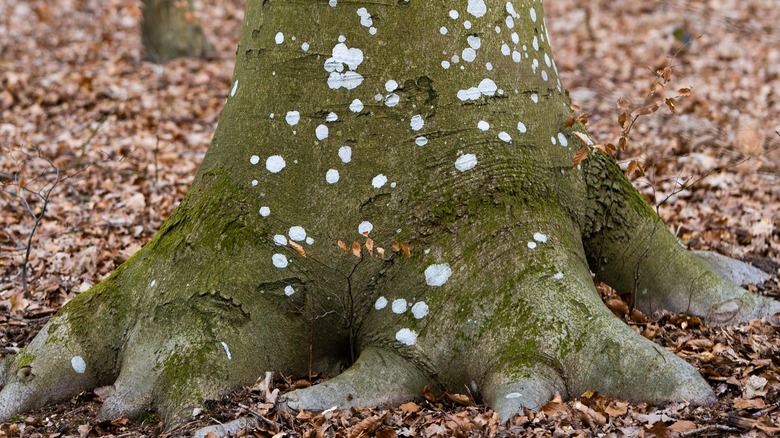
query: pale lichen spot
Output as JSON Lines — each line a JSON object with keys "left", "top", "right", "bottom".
{"left": 449, "top": 9, "right": 459, "bottom": 20}
{"left": 315, "top": 124, "right": 329, "bottom": 140}
{"left": 372, "top": 174, "right": 388, "bottom": 188}
{"left": 328, "top": 0, "right": 337, "bottom": 7}
{"left": 273, "top": 235, "right": 288, "bottom": 246}
{"left": 326, "top": 169, "right": 340, "bottom": 184}
{"left": 425, "top": 263, "right": 452, "bottom": 287}
{"left": 384, "top": 93, "right": 400, "bottom": 107}
{"left": 506, "top": 392, "right": 522, "bottom": 399}
{"left": 338, "top": 145, "right": 352, "bottom": 163}
{"left": 150, "top": 279, "right": 157, "bottom": 287}
{"left": 477, "top": 120, "right": 490, "bottom": 131}
{"left": 441, "top": 60, "right": 451, "bottom": 69}
{"left": 349, "top": 99, "right": 364, "bottom": 113}
{"left": 486, "top": 62, "right": 493, "bottom": 71}
{"left": 396, "top": 328, "right": 417, "bottom": 346}
{"left": 272, "top": 254, "right": 289, "bottom": 268}
{"left": 275, "top": 32, "right": 284, "bottom": 45}
{"left": 501, "top": 43, "right": 511, "bottom": 56}
{"left": 301, "top": 42, "right": 310, "bottom": 52}
{"left": 230, "top": 80, "right": 238, "bottom": 97}
{"left": 410, "top": 114, "right": 424, "bottom": 131}
{"left": 478, "top": 78, "right": 497, "bottom": 96}
{"left": 411, "top": 301, "right": 429, "bottom": 319}
{"left": 326, "top": 112, "right": 338, "bottom": 122}
{"left": 375, "top": 296, "right": 388, "bottom": 310}
{"left": 517, "top": 122, "right": 527, "bottom": 133}
{"left": 553, "top": 272, "right": 564, "bottom": 280}
{"left": 462, "top": 48, "right": 477, "bottom": 63}
{"left": 530, "top": 7, "right": 537, "bottom": 22}
{"left": 284, "top": 285, "right": 295, "bottom": 296}
{"left": 530, "top": 93, "right": 539, "bottom": 103}
{"left": 259, "top": 206, "right": 270, "bottom": 217}
{"left": 324, "top": 43, "right": 365, "bottom": 90}
{"left": 358, "top": 221, "right": 373, "bottom": 235}
{"left": 288, "top": 226, "right": 306, "bottom": 242}
{"left": 467, "top": 36, "right": 482, "bottom": 50}
{"left": 285, "top": 111, "right": 300, "bottom": 126}
{"left": 527, "top": 241, "right": 537, "bottom": 249}
{"left": 250, "top": 155, "right": 260, "bottom": 165}
{"left": 266, "top": 155, "right": 286, "bottom": 173}
{"left": 467, "top": 0, "right": 487, "bottom": 18}
{"left": 455, "top": 153, "right": 478, "bottom": 172}
{"left": 557, "top": 132, "right": 568, "bottom": 147}
{"left": 533, "top": 232, "right": 548, "bottom": 243}
{"left": 551, "top": 136, "right": 557, "bottom": 145}
{"left": 71, "top": 356, "right": 86, "bottom": 374}
{"left": 415, "top": 136, "right": 429, "bottom": 147}
{"left": 392, "top": 298, "right": 408, "bottom": 314}
{"left": 385, "top": 79, "right": 399, "bottom": 92}
{"left": 463, "top": 20, "right": 472, "bottom": 29}
{"left": 306, "top": 237, "right": 314, "bottom": 245}
{"left": 498, "top": 131, "right": 512, "bottom": 143}
{"left": 251, "top": 179, "right": 258, "bottom": 187}
{"left": 220, "top": 342, "right": 232, "bottom": 360}
{"left": 440, "top": 26, "right": 448, "bottom": 35}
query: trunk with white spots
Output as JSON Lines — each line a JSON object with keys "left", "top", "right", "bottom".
{"left": 2, "top": 0, "right": 778, "bottom": 425}
{"left": 141, "top": 0, "right": 213, "bottom": 63}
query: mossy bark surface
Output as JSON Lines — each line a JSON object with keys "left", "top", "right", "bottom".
{"left": 2, "top": 0, "right": 777, "bottom": 425}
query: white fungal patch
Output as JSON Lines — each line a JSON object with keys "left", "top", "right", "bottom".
{"left": 533, "top": 233, "right": 548, "bottom": 243}
{"left": 306, "top": 237, "right": 314, "bottom": 245}
{"left": 326, "top": 169, "right": 340, "bottom": 184}
{"left": 250, "top": 155, "right": 260, "bottom": 165}
{"left": 411, "top": 301, "right": 429, "bottom": 319}
{"left": 384, "top": 93, "right": 400, "bottom": 107}
{"left": 467, "top": 36, "right": 482, "bottom": 50}
{"left": 150, "top": 279, "right": 157, "bottom": 287}
{"left": 375, "top": 296, "right": 388, "bottom": 310}
{"left": 457, "top": 87, "right": 481, "bottom": 101}
{"left": 463, "top": 20, "right": 472, "bottom": 29}
{"left": 273, "top": 234, "right": 287, "bottom": 246}
{"left": 486, "top": 62, "right": 493, "bottom": 71}
{"left": 415, "top": 136, "right": 428, "bottom": 147}
{"left": 356, "top": 7, "right": 372, "bottom": 28}
{"left": 511, "top": 32, "right": 519, "bottom": 45}
{"left": 410, "top": 114, "right": 424, "bottom": 131}
{"left": 462, "top": 48, "right": 477, "bottom": 62}
{"left": 385, "top": 79, "right": 398, "bottom": 92}
{"left": 315, "top": 124, "right": 329, "bottom": 140}
{"left": 71, "top": 356, "right": 86, "bottom": 374}
{"left": 533, "top": 35, "right": 539, "bottom": 51}
{"left": 221, "top": 342, "right": 232, "bottom": 360}
{"left": 478, "top": 78, "right": 497, "bottom": 96}
{"left": 272, "top": 254, "right": 289, "bottom": 268}
{"left": 449, "top": 10, "right": 459, "bottom": 20}
{"left": 527, "top": 241, "right": 537, "bottom": 249}
{"left": 517, "top": 122, "right": 527, "bottom": 133}
{"left": 530, "top": 7, "right": 537, "bottom": 22}
{"left": 372, "top": 174, "right": 388, "bottom": 188}
{"left": 348, "top": 99, "right": 364, "bottom": 114}
{"left": 392, "top": 298, "right": 408, "bottom": 314}
{"left": 285, "top": 111, "right": 300, "bottom": 126}
{"left": 251, "top": 179, "right": 258, "bottom": 187}
{"left": 266, "top": 155, "right": 286, "bottom": 173}
{"left": 467, "top": 0, "right": 487, "bottom": 18}
{"left": 542, "top": 71, "right": 548, "bottom": 81}
{"left": 326, "top": 112, "right": 338, "bottom": 122}
{"left": 338, "top": 146, "right": 352, "bottom": 163}
{"left": 358, "top": 221, "right": 373, "bottom": 235}
{"left": 477, "top": 120, "right": 490, "bottom": 131}
{"left": 498, "top": 131, "right": 512, "bottom": 143}
{"left": 396, "top": 328, "right": 417, "bottom": 346}
{"left": 230, "top": 80, "right": 238, "bottom": 97}
{"left": 324, "top": 43, "right": 365, "bottom": 90}
{"left": 275, "top": 32, "right": 284, "bottom": 44}
{"left": 455, "top": 153, "right": 478, "bottom": 172}
{"left": 557, "top": 132, "right": 568, "bottom": 147}
{"left": 440, "top": 26, "right": 448, "bottom": 35}
{"left": 259, "top": 206, "right": 270, "bottom": 217}
{"left": 301, "top": 42, "right": 310, "bottom": 52}
{"left": 544, "top": 53, "right": 552, "bottom": 67}
{"left": 505, "top": 392, "right": 522, "bottom": 399}
{"left": 425, "top": 263, "right": 452, "bottom": 287}
{"left": 551, "top": 136, "right": 557, "bottom": 145}
{"left": 506, "top": 2, "right": 519, "bottom": 18}
{"left": 441, "top": 60, "right": 451, "bottom": 69}
{"left": 284, "top": 285, "right": 295, "bottom": 296}
{"left": 553, "top": 272, "right": 564, "bottom": 280}
{"left": 506, "top": 16, "right": 514, "bottom": 29}
{"left": 289, "top": 226, "right": 306, "bottom": 241}
{"left": 512, "top": 51, "right": 522, "bottom": 63}
{"left": 530, "top": 93, "right": 539, "bottom": 103}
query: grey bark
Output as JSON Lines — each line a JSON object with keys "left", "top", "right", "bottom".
{"left": 141, "top": 0, "right": 213, "bottom": 63}
{"left": 1, "top": 0, "right": 778, "bottom": 427}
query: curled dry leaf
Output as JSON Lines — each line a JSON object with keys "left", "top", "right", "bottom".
{"left": 376, "top": 247, "right": 385, "bottom": 258}
{"left": 365, "top": 238, "right": 374, "bottom": 256}
{"left": 337, "top": 240, "right": 348, "bottom": 252}
{"left": 289, "top": 241, "right": 306, "bottom": 257}
{"left": 677, "top": 87, "right": 692, "bottom": 96}
{"left": 573, "top": 147, "right": 589, "bottom": 168}
{"left": 391, "top": 240, "right": 400, "bottom": 252}
{"left": 401, "top": 242, "right": 411, "bottom": 257}
{"left": 351, "top": 241, "right": 361, "bottom": 258}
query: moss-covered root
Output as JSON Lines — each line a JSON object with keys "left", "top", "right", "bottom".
{"left": 482, "top": 363, "right": 567, "bottom": 422}
{"left": 0, "top": 314, "right": 102, "bottom": 422}
{"left": 282, "top": 347, "right": 428, "bottom": 411}
{"left": 565, "top": 313, "right": 715, "bottom": 406}
{"left": 583, "top": 154, "right": 780, "bottom": 325}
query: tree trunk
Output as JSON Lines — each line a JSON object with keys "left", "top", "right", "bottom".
{"left": 2, "top": 0, "right": 778, "bottom": 425}
{"left": 141, "top": 0, "right": 213, "bottom": 63}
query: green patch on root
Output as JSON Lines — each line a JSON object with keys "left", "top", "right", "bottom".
{"left": 14, "top": 348, "right": 35, "bottom": 371}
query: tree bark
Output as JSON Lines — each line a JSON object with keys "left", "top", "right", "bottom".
{"left": 1, "top": 0, "right": 778, "bottom": 425}
{"left": 141, "top": 0, "right": 213, "bottom": 63}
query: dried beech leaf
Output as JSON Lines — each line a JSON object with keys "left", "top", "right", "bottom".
{"left": 350, "top": 415, "right": 383, "bottom": 438}
{"left": 289, "top": 241, "right": 306, "bottom": 257}
{"left": 375, "top": 426, "right": 398, "bottom": 438}
{"left": 401, "top": 242, "right": 411, "bottom": 257}
{"left": 337, "top": 240, "right": 348, "bottom": 252}
{"left": 677, "top": 87, "right": 692, "bottom": 96}
{"left": 422, "top": 385, "right": 438, "bottom": 402}
{"left": 376, "top": 247, "right": 385, "bottom": 258}
{"left": 351, "top": 241, "right": 361, "bottom": 258}
{"left": 445, "top": 392, "right": 473, "bottom": 406}
{"left": 564, "top": 114, "right": 575, "bottom": 128}
{"left": 572, "top": 131, "right": 590, "bottom": 145}
{"left": 616, "top": 97, "right": 630, "bottom": 110}
{"left": 618, "top": 137, "right": 627, "bottom": 150}
{"left": 570, "top": 103, "right": 582, "bottom": 111}
{"left": 573, "top": 147, "right": 588, "bottom": 168}
{"left": 665, "top": 97, "right": 677, "bottom": 114}
{"left": 400, "top": 401, "right": 421, "bottom": 413}
{"left": 627, "top": 160, "right": 644, "bottom": 178}
{"left": 618, "top": 112, "right": 629, "bottom": 129}
{"left": 365, "top": 237, "right": 374, "bottom": 256}
{"left": 391, "top": 240, "right": 400, "bottom": 252}
{"left": 605, "top": 143, "right": 618, "bottom": 155}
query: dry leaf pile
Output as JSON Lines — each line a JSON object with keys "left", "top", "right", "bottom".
{"left": 1, "top": 0, "right": 779, "bottom": 436}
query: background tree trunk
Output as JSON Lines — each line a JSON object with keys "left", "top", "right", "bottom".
{"left": 141, "top": 0, "right": 213, "bottom": 63}
{"left": 1, "top": 0, "right": 777, "bottom": 426}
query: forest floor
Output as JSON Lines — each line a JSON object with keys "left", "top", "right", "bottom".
{"left": 1, "top": 0, "right": 779, "bottom": 436}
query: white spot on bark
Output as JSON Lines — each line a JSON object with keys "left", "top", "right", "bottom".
{"left": 306, "top": 237, "right": 314, "bottom": 245}
{"left": 275, "top": 32, "right": 284, "bottom": 45}
{"left": 251, "top": 180, "right": 258, "bottom": 187}
{"left": 455, "top": 154, "right": 478, "bottom": 172}
{"left": 326, "top": 169, "right": 340, "bottom": 184}
{"left": 440, "top": 26, "right": 448, "bottom": 35}
{"left": 375, "top": 296, "right": 388, "bottom": 310}
{"left": 478, "top": 120, "right": 490, "bottom": 131}
{"left": 358, "top": 221, "right": 373, "bottom": 235}
{"left": 266, "top": 155, "right": 286, "bottom": 173}
{"left": 505, "top": 392, "right": 522, "bottom": 399}
{"left": 150, "top": 279, "right": 156, "bottom": 287}
{"left": 396, "top": 328, "right": 417, "bottom": 346}
{"left": 463, "top": 20, "right": 472, "bottom": 29}
{"left": 230, "top": 80, "right": 238, "bottom": 97}
{"left": 449, "top": 10, "right": 459, "bottom": 20}
{"left": 289, "top": 226, "right": 306, "bottom": 241}
{"left": 315, "top": 124, "right": 329, "bottom": 140}
{"left": 441, "top": 60, "right": 451, "bottom": 69}
{"left": 357, "top": 7, "right": 373, "bottom": 28}
{"left": 285, "top": 111, "right": 300, "bottom": 126}
{"left": 220, "top": 342, "right": 232, "bottom": 360}
{"left": 505, "top": 2, "right": 519, "bottom": 18}
{"left": 462, "top": 48, "right": 477, "bottom": 62}
{"left": 501, "top": 43, "right": 511, "bottom": 56}
{"left": 530, "top": 7, "right": 537, "bottom": 22}
{"left": 284, "top": 286, "right": 295, "bottom": 296}
{"left": 415, "top": 136, "right": 428, "bottom": 147}
{"left": 425, "top": 263, "right": 452, "bottom": 287}
{"left": 553, "top": 272, "right": 564, "bottom": 280}
{"left": 512, "top": 51, "right": 521, "bottom": 62}
{"left": 329, "top": 0, "right": 337, "bottom": 7}
{"left": 349, "top": 99, "right": 364, "bottom": 113}
{"left": 273, "top": 235, "right": 287, "bottom": 246}
{"left": 384, "top": 93, "right": 400, "bottom": 107}
{"left": 411, "top": 301, "right": 429, "bottom": 319}
{"left": 506, "top": 15, "right": 514, "bottom": 29}
{"left": 498, "top": 131, "right": 512, "bottom": 143}
{"left": 517, "top": 122, "right": 527, "bottom": 133}
{"left": 410, "top": 114, "right": 424, "bottom": 131}
{"left": 530, "top": 93, "right": 539, "bottom": 103}
{"left": 71, "top": 356, "right": 86, "bottom": 374}
{"left": 272, "top": 254, "right": 288, "bottom": 268}
{"left": 259, "top": 206, "right": 270, "bottom": 217}
{"left": 558, "top": 133, "right": 568, "bottom": 147}
{"left": 478, "top": 78, "right": 497, "bottom": 96}
{"left": 392, "top": 298, "right": 408, "bottom": 314}
{"left": 385, "top": 80, "right": 398, "bottom": 92}
{"left": 457, "top": 87, "right": 480, "bottom": 101}
{"left": 324, "top": 43, "right": 364, "bottom": 90}
{"left": 467, "top": 0, "right": 487, "bottom": 18}
{"left": 551, "top": 136, "right": 557, "bottom": 145}
{"left": 533, "top": 233, "right": 548, "bottom": 243}
{"left": 527, "top": 241, "right": 537, "bottom": 249}
{"left": 467, "top": 36, "right": 481, "bottom": 50}
{"left": 338, "top": 146, "right": 352, "bottom": 163}
{"left": 486, "top": 62, "right": 493, "bottom": 71}
{"left": 301, "top": 42, "right": 310, "bottom": 52}
{"left": 372, "top": 174, "right": 388, "bottom": 188}
{"left": 326, "top": 112, "right": 338, "bottom": 122}
{"left": 250, "top": 155, "right": 260, "bottom": 165}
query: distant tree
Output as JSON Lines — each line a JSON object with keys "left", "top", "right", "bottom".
{"left": 141, "top": 0, "right": 212, "bottom": 63}
{"left": 1, "top": 0, "right": 777, "bottom": 426}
